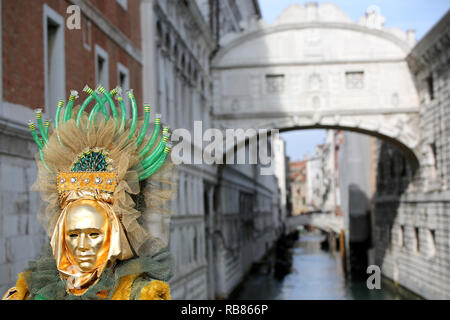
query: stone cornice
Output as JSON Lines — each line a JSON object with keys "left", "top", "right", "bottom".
{"left": 213, "top": 107, "right": 421, "bottom": 120}
{"left": 0, "top": 117, "right": 32, "bottom": 141}
{"left": 212, "top": 58, "right": 407, "bottom": 70}
{"left": 213, "top": 22, "right": 412, "bottom": 66}
{"left": 68, "top": 0, "right": 143, "bottom": 64}
{"left": 407, "top": 10, "right": 450, "bottom": 73}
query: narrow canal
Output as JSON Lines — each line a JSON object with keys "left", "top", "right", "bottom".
{"left": 231, "top": 230, "right": 404, "bottom": 300}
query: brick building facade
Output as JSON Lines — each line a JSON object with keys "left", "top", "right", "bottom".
{"left": 0, "top": 0, "right": 142, "bottom": 294}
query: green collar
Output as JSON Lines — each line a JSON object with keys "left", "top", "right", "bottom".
{"left": 23, "top": 245, "right": 173, "bottom": 300}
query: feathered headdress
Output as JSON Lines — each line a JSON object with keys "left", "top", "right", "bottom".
{"left": 28, "top": 85, "right": 177, "bottom": 259}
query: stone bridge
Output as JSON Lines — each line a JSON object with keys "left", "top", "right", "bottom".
{"left": 211, "top": 3, "right": 421, "bottom": 163}
{"left": 286, "top": 213, "right": 344, "bottom": 234}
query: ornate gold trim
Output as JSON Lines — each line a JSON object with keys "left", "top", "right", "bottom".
{"left": 57, "top": 172, "right": 117, "bottom": 194}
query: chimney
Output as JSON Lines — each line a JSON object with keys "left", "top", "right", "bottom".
{"left": 306, "top": 2, "right": 318, "bottom": 21}
{"left": 407, "top": 29, "right": 416, "bottom": 47}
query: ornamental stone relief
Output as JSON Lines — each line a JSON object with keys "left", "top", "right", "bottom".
{"left": 346, "top": 71, "right": 364, "bottom": 89}
{"left": 305, "top": 29, "right": 321, "bottom": 46}
{"left": 265, "top": 74, "right": 285, "bottom": 94}
{"left": 309, "top": 74, "right": 322, "bottom": 91}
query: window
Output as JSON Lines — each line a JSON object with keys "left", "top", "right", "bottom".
{"left": 193, "top": 229, "right": 197, "bottom": 262}
{"left": 173, "top": 44, "right": 178, "bottom": 61}
{"left": 399, "top": 225, "right": 404, "bottom": 248}
{"left": 180, "top": 54, "right": 185, "bottom": 71}
{"left": 95, "top": 45, "right": 109, "bottom": 90}
{"left": 44, "top": 4, "right": 65, "bottom": 117}
{"left": 116, "top": 0, "right": 127, "bottom": 10}
{"left": 165, "top": 33, "right": 171, "bottom": 50}
{"left": 82, "top": 16, "right": 91, "bottom": 51}
{"left": 414, "top": 227, "right": 420, "bottom": 254}
{"left": 346, "top": 71, "right": 364, "bottom": 89}
{"left": 266, "top": 74, "right": 285, "bottom": 94}
{"left": 428, "top": 229, "right": 436, "bottom": 258}
{"left": 430, "top": 142, "right": 438, "bottom": 169}
{"left": 117, "top": 62, "right": 130, "bottom": 117}
{"left": 388, "top": 224, "right": 393, "bottom": 250}
{"left": 427, "top": 74, "right": 434, "bottom": 100}
{"left": 156, "top": 21, "right": 162, "bottom": 46}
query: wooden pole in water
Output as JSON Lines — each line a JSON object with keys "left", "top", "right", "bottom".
{"left": 340, "top": 230, "right": 347, "bottom": 274}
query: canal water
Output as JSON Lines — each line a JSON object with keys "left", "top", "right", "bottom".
{"left": 231, "top": 231, "right": 403, "bottom": 300}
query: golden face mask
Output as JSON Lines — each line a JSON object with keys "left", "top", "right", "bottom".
{"left": 51, "top": 192, "right": 133, "bottom": 295}
{"left": 64, "top": 200, "right": 109, "bottom": 272}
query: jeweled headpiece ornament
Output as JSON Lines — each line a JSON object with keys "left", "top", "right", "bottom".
{"left": 27, "top": 84, "right": 176, "bottom": 293}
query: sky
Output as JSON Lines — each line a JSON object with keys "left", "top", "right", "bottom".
{"left": 259, "top": 0, "right": 450, "bottom": 162}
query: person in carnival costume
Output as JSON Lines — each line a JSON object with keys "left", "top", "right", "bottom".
{"left": 2, "top": 84, "right": 177, "bottom": 300}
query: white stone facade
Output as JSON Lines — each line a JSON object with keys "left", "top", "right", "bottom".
{"left": 302, "top": 132, "right": 338, "bottom": 214}
{"left": 212, "top": 3, "right": 421, "bottom": 161}
{"left": 306, "top": 155, "right": 322, "bottom": 211}
{"left": 141, "top": 0, "right": 276, "bottom": 300}
{"left": 373, "top": 10, "right": 450, "bottom": 299}
{"left": 272, "top": 135, "right": 288, "bottom": 219}
{"left": 211, "top": 3, "right": 450, "bottom": 299}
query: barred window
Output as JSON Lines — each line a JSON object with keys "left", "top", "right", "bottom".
{"left": 414, "top": 227, "right": 420, "bottom": 253}
{"left": 399, "top": 225, "right": 404, "bottom": 248}
{"left": 346, "top": 71, "right": 364, "bottom": 89}
{"left": 427, "top": 74, "right": 434, "bottom": 100}
{"left": 266, "top": 74, "right": 285, "bottom": 94}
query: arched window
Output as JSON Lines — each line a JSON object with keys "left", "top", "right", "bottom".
{"left": 193, "top": 69, "right": 198, "bottom": 85}
{"left": 173, "top": 44, "right": 178, "bottom": 61}
{"left": 165, "top": 32, "right": 171, "bottom": 50}
{"left": 180, "top": 54, "right": 185, "bottom": 71}
{"left": 187, "top": 61, "right": 192, "bottom": 77}
{"left": 156, "top": 21, "right": 162, "bottom": 44}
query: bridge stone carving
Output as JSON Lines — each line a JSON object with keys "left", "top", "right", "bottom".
{"left": 211, "top": 3, "right": 421, "bottom": 162}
